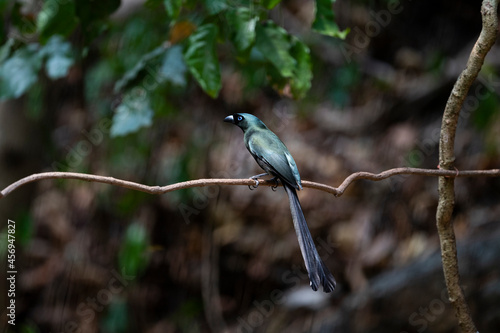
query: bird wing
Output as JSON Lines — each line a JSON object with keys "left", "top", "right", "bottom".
{"left": 247, "top": 131, "right": 302, "bottom": 189}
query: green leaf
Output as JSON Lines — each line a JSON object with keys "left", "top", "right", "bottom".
{"left": 119, "top": 222, "right": 149, "bottom": 276}
{"left": 37, "top": 0, "right": 79, "bottom": 44}
{"left": 160, "top": 45, "right": 187, "bottom": 87}
{"left": 227, "top": 8, "right": 258, "bottom": 54}
{"left": 262, "top": 0, "right": 281, "bottom": 9}
{"left": 111, "top": 90, "right": 154, "bottom": 137}
{"left": 40, "top": 36, "right": 75, "bottom": 79}
{"left": 184, "top": 24, "right": 221, "bottom": 98}
{"left": 114, "top": 46, "right": 166, "bottom": 93}
{"left": 255, "top": 22, "right": 296, "bottom": 78}
{"left": 203, "top": 0, "right": 227, "bottom": 15}
{"left": 164, "top": 0, "right": 182, "bottom": 19}
{"left": 0, "top": 44, "right": 42, "bottom": 100}
{"left": 0, "top": 39, "right": 14, "bottom": 63}
{"left": 290, "top": 39, "right": 312, "bottom": 99}
{"left": 313, "top": 0, "right": 349, "bottom": 39}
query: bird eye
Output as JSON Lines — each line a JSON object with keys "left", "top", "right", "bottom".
{"left": 237, "top": 115, "right": 243, "bottom": 121}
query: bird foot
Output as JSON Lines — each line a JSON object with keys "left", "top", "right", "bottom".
{"left": 248, "top": 178, "right": 260, "bottom": 190}
{"left": 248, "top": 177, "right": 279, "bottom": 191}
{"left": 248, "top": 173, "right": 268, "bottom": 190}
{"left": 270, "top": 177, "right": 279, "bottom": 191}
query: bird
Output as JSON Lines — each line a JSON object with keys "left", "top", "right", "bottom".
{"left": 224, "top": 113, "right": 336, "bottom": 292}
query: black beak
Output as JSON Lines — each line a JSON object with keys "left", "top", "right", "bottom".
{"left": 224, "top": 115, "right": 235, "bottom": 123}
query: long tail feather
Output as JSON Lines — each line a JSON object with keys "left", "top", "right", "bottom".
{"left": 284, "top": 184, "right": 336, "bottom": 292}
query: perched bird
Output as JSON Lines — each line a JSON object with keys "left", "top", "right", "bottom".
{"left": 224, "top": 113, "right": 336, "bottom": 292}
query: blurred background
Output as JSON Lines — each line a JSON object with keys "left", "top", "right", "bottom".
{"left": 1, "top": 0, "right": 500, "bottom": 332}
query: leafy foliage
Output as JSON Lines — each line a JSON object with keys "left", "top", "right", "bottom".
{"left": 227, "top": 7, "right": 258, "bottom": 54}
{"left": 0, "top": 38, "right": 14, "bottom": 63}
{"left": 164, "top": 0, "right": 182, "bottom": 19}
{"left": 1, "top": 0, "right": 347, "bottom": 134}
{"left": 0, "top": 44, "right": 41, "bottom": 99}
{"left": 160, "top": 45, "right": 187, "bottom": 87}
{"left": 40, "top": 36, "right": 75, "bottom": 79}
{"left": 113, "top": 46, "right": 167, "bottom": 93}
{"left": 184, "top": 24, "right": 221, "bottom": 98}
{"left": 255, "top": 22, "right": 297, "bottom": 78}
{"left": 313, "top": 0, "right": 350, "bottom": 39}
{"left": 203, "top": 0, "right": 228, "bottom": 15}
{"left": 36, "top": 0, "right": 79, "bottom": 44}
{"left": 290, "top": 39, "right": 313, "bottom": 99}
{"left": 110, "top": 90, "right": 154, "bottom": 137}
{"left": 0, "top": 36, "right": 74, "bottom": 100}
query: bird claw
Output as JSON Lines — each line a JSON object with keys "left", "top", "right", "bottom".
{"left": 248, "top": 178, "right": 260, "bottom": 190}
{"left": 270, "top": 178, "right": 279, "bottom": 191}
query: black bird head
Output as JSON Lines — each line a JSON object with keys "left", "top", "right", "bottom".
{"left": 224, "top": 113, "right": 267, "bottom": 132}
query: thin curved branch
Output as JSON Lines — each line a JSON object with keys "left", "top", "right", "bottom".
{"left": 1, "top": 168, "right": 499, "bottom": 199}
{"left": 436, "top": 1, "right": 499, "bottom": 332}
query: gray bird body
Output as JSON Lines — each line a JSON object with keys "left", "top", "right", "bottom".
{"left": 224, "top": 113, "right": 336, "bottom": 292}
